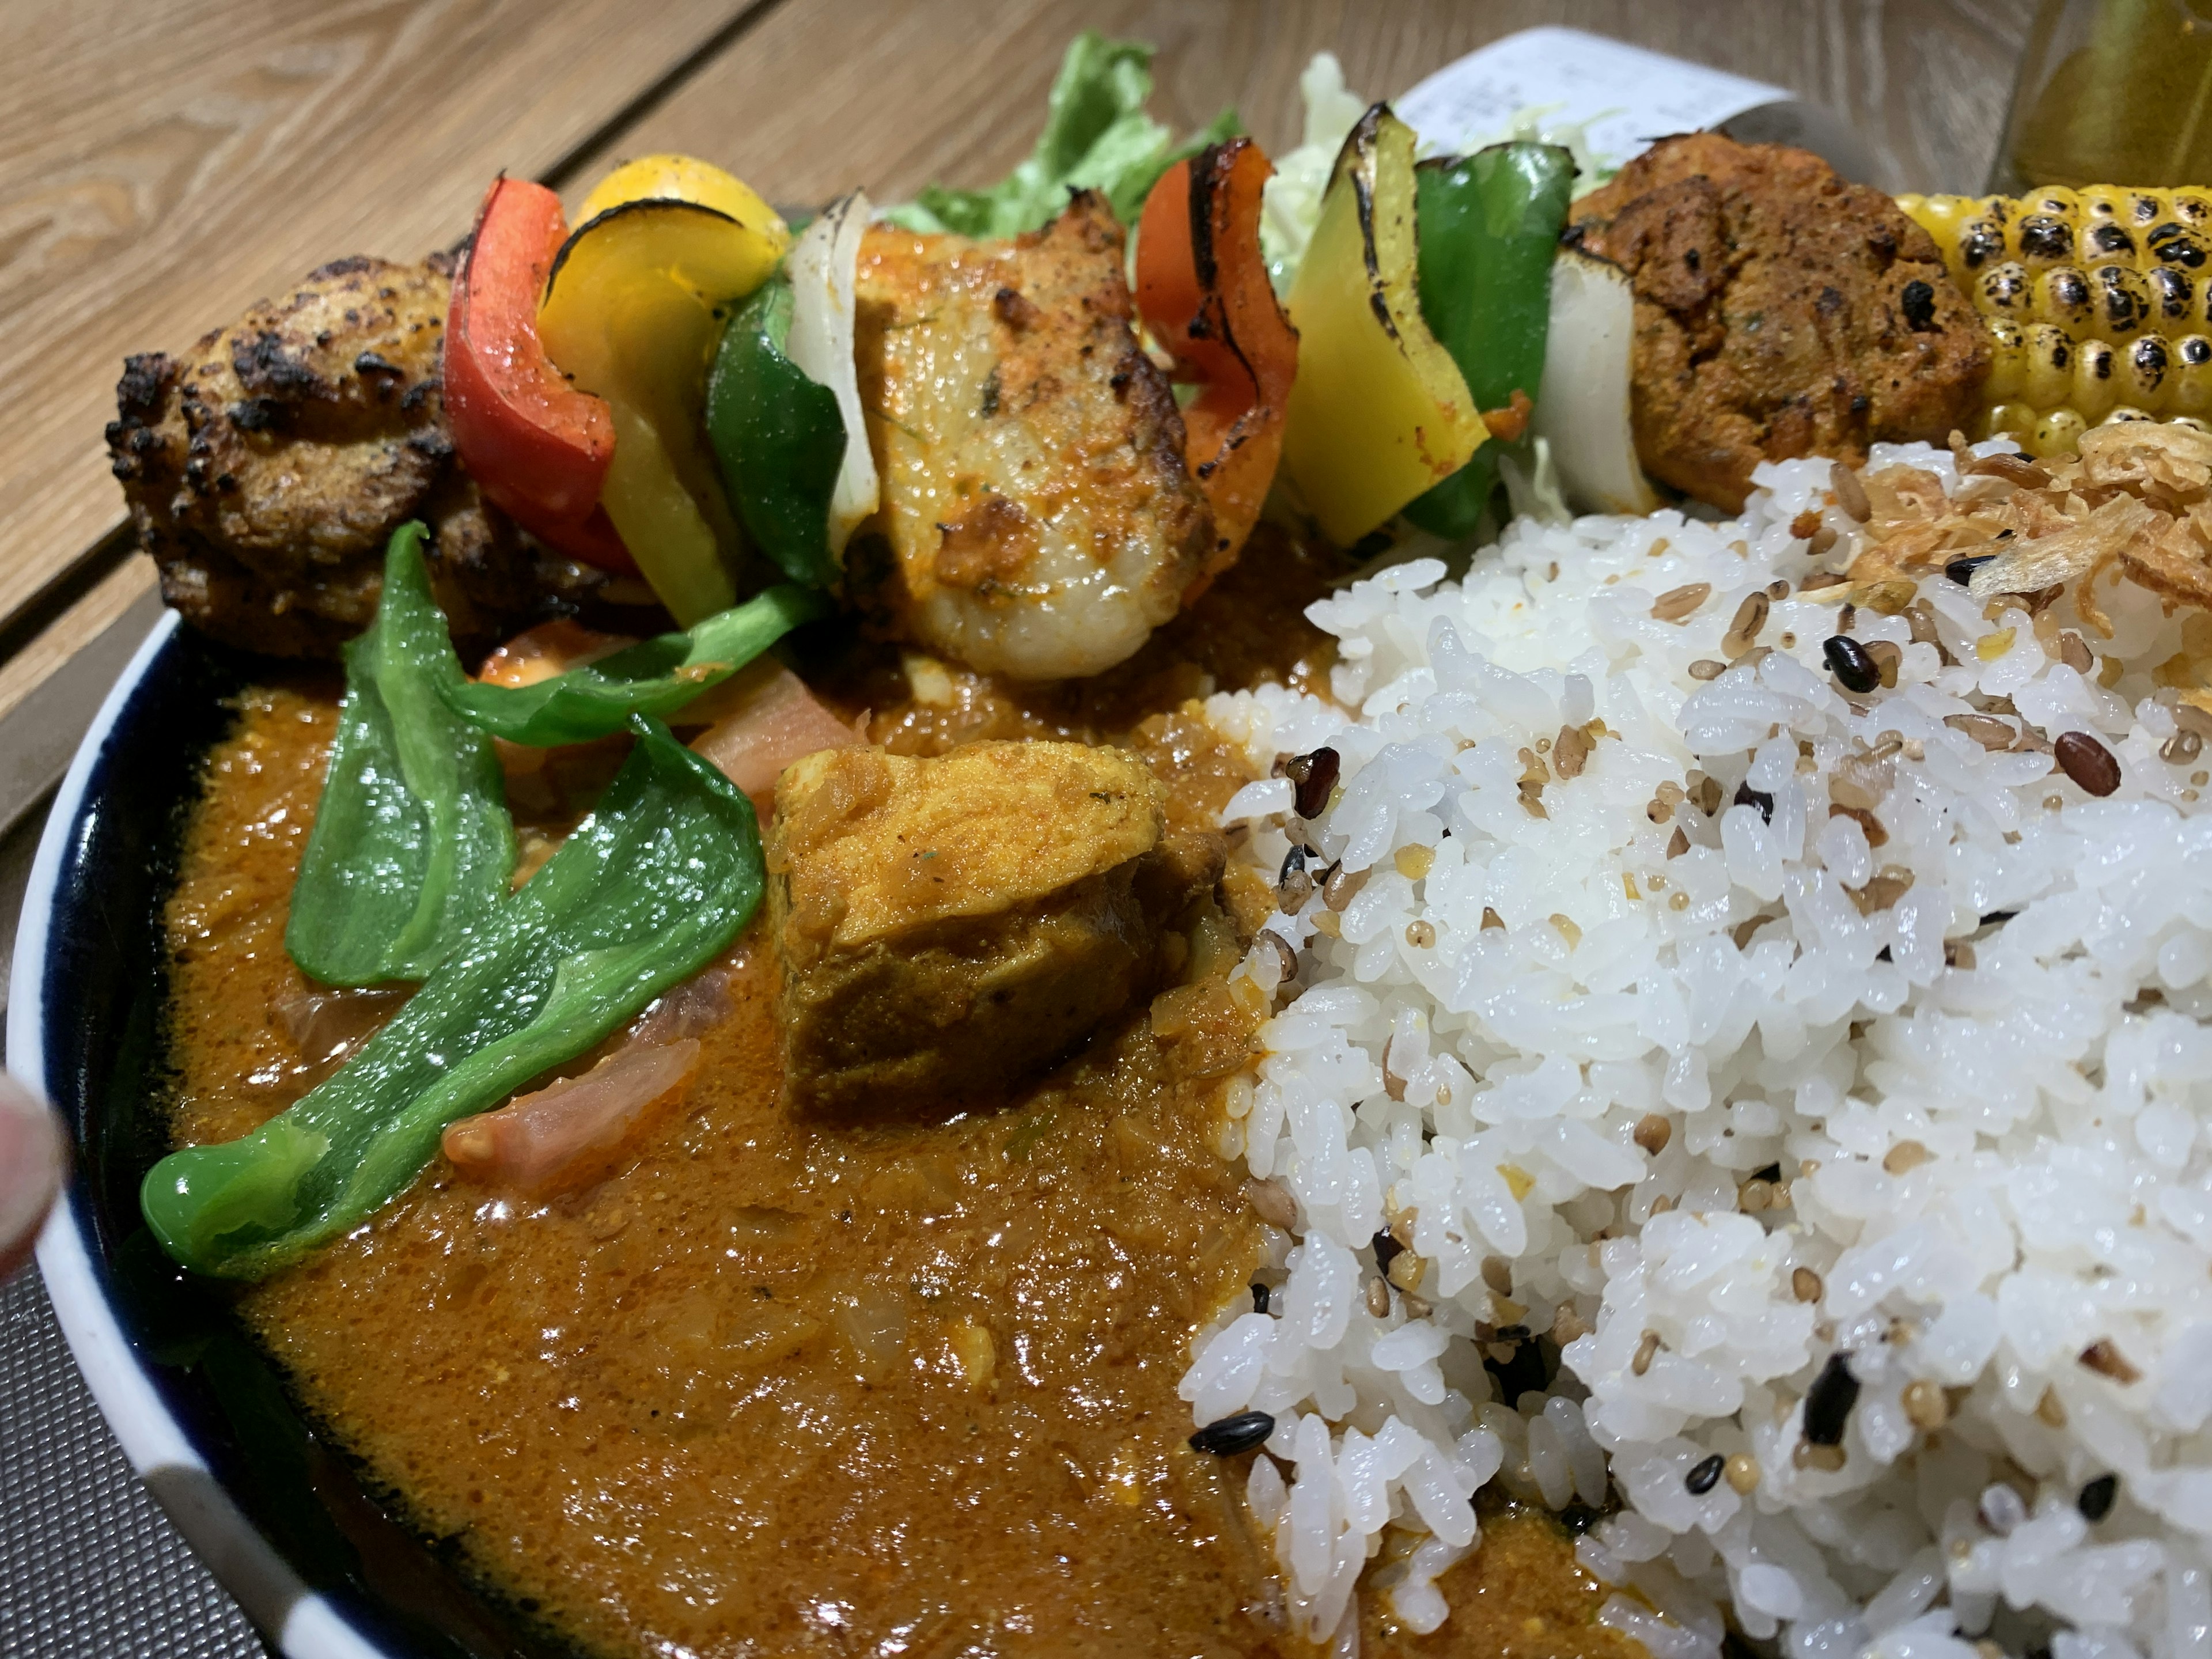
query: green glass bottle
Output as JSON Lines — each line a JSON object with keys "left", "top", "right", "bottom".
{"left": 1994, "top": 0, "right": 2212, "bottom": 191}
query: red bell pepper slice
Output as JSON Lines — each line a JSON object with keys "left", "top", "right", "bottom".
{"left": 1135, "top": 139, "right": 1299, "bottom": 593}
{"left": 444, "top": 176, "right": 635, "bottom": 574}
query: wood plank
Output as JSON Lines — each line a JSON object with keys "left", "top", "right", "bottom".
{"left": 566, "top": 0, "right": 2027, "bottom": 227}
{"left": 0, "top": 0, "right": 768, "bottom": 719}
{"left": 0, "top": 560, "right": 161, "bottom": 781}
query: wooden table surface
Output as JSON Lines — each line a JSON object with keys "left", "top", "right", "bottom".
{"left": 0, "top": 0, "right": 2032, "bottom": 817}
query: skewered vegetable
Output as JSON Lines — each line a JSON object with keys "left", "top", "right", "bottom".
{"left": 709, "top": 275, "right": 848, "bottom": 588}
{"left": 1534, "top": 246, "right": 1662, "bottom": 516}
{"left": 781, "top": 193, "right": 880, "bottom": 562}
{"left": 1134, "top": 138, "right": 1299, "bottom": 585}
{"left": 1403, "top": 141, "right": 1578, "bottom": 539}
{"left": 1278, "top": 105, "right": 1487, "bottom": 546}
{"left": 537, "top": 168, "right": 788, "bottom": 624}
{"left": 1899, "top": 185, "right": 2212, "bottom": 457}
{"left": 443, "top": 177, "right": 634, "bottom": 573}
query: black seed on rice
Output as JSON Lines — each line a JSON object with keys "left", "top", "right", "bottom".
{"left": 1804, "top": 1352, "right": 1860, "bottom": 1446}
{"left": 1189, "top": 1410, "right": 1275, "bottom": 1456}
{"left": 1250, "top": 1281, "right": 1270, "bottom": 1315}
{"left": 1733, "top": 781, "right": 1775, "bottom": 823}
{"left": 2078, "top": 1473, "right": 2119, "bottom": 1521}
{"left": 1558, "top": 1501, "right": 1600, "bottom": 1535}
{"left": 1371, "top": 1229, "right": 1404, "bottom": 1275}
{"left": 1824, "top": 635, "right": 1881, "bottom": 694}
{"left": 1685, "top": 1453, "right": 1726, "bottom": 1495}
{"left": 1286, "top": 747, "right": 1340, "bottom": 819}
{"left": 1980, "top": 911, "right": 2017, "bottom": 926}
{"left": 1945, "top": 554, "right": 1996, "bottom": 585}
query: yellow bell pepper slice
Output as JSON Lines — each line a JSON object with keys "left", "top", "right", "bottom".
{"left": 1280, "top": 106, "right": 1487, "bottom": 547}
{"left": 539, "top": 183, "right": 788, "bottom": 624}
{"left": 578, "top": 153, "right": 782, "bottom": 229}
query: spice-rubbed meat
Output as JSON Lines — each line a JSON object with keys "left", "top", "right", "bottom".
{"left": 1570, "top": 133, "right": 1990, "bottom": 512}
{"left": 767, "top": 741, "right": 1222, "bottom": 1113}
{"left": 106, "top": 255, "right": 600, "bottom": 658}
{"left": 851, "top": 192, "right": 1215, "bottom": 680}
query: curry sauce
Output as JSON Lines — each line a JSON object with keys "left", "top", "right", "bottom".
{"left": 157, "top": 537, "right": 1642, "bottom": 1658}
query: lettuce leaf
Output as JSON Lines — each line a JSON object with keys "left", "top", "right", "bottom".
{"left": 883, "top": 33, "right": 1237, "bottom": 234}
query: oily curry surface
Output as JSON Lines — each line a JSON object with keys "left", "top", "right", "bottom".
{"left": 158, "top": 540, "right": 1641, "bottom": 1659}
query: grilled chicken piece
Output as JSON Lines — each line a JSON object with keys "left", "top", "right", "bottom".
{"left": 851, "top": 193, "right": 1215, "bottom": 680}
{"left": 107, "top": 255, "right": 599, "bottom": 658}
{"left": 768, "top": 741, "right": 1222, "bottom": 1112}
{"left": 1570, "top": 134, "right": 1989, "bottom": 512}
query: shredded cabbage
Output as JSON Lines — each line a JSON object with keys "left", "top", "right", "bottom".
{"left": 1259, "top": 52, "right": 1368, "bottom": 294}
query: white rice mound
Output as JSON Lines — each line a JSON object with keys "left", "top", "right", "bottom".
{"left": 1184, "top": 441, "right": 2212, "bottom": 1659}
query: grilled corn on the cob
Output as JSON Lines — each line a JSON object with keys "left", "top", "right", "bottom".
{"left": 1898, "top": 186, "right": 2212, "bottom": 457}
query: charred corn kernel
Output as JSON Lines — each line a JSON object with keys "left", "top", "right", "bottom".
{"left": 1960, "top": 215, "right": 2008, "bottom": 279}
{"left": 2176, "top": 337, "right": 2212, "bottom": 415}
{"left": 2079, "top": 217, "right": 2139, "bottom": 267}
{"left": 2152, "top": 225, "right": 2212, "bottom": 284}
{"left": 1988, "top": 400, "right": 2037, "bottom": 444}
{"left": 1980, "top": 261, "right": 2034, "bottom": 320}
{"left": 1986, "top": 317, "right": 2028, "bottom": 399}
{"left": 2094, "top": 264, "right": 2156, "bottom": 337}
{"left": 2146, "top": 265, "right": 2195, "bottom": 324}
{"left": 1900, "top": 185, "right": 2212, "bottom": 454}
{"left": 1910, "top": 191, "right": 1979, "bottom": 259}
{"left": 2013, "top": 208, "right": 2077, "bottom": 268}
{"left": 2023, "top": 323, "right": 2077, "bottom": 410}
{"left": 2124, "top": 335, "right": 2174, "bottom": 410}
{"left": 2037, "top": 266, "right": 2095, "bottom": 331}
{"left": 2072, "top": 337, "right": 2121, "bottom": 420}
{"left": 2080, "top": 185, "right": 2130, "bottom": 225}
{"left": 2035, "top": 407, "right": 2090, "bottom": 457}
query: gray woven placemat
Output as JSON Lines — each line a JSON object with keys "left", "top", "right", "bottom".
{"left": 1, "top": 1267, "right": 263, "bottom": 1657}
{"left": 0, "top": 793, "right": 262, "bottom": 1658}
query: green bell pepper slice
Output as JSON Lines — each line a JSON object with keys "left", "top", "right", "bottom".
{"left": 706, "top": 276, "right": 847, "bottom": 588}
{"left": 1403, "top": 143, "right": 1577, "bottom": 541}
{"left": 285, "top": 524, "right": 513, "bottom": 987}
{"left": 440, "top": 583, "right": 829, "bottom": 747}
{"left": 144, "top": 714, "right": 763, "bottom": 1279}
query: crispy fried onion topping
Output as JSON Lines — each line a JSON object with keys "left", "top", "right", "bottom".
{"left": 1843, "top": 421, "right": 2212, "bottom": 632}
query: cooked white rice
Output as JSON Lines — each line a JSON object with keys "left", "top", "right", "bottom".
{"left": 1184, "top": 442, "right": 2212, "bottom": 1659}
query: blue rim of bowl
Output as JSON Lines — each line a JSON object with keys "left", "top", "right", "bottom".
{"left": 18, "top": 614, "right": 575, "bottom": 1659}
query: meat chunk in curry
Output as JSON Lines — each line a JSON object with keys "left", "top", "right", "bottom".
{"left": 768, "top": 741, "right": 1221, "bottom": 1111}
{"left": 105, "top": 255, "right": 600, "bottom": 658}
{"left": 851, "top": 192, "right": 1216, "bottom": 680}
{"left": 1570, "top": 132, "right": 1990, "bottom": 511}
